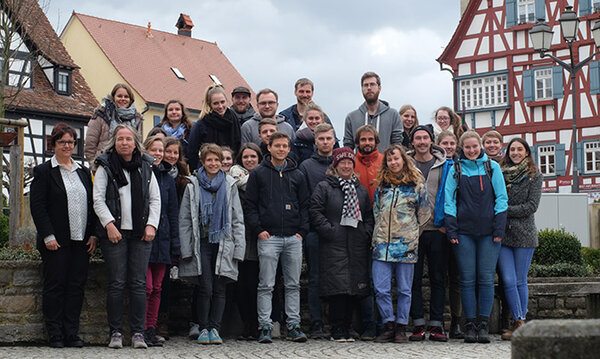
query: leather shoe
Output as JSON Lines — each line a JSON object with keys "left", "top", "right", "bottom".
{"left": 49, "top": 336, "right": 64, "bottom": 348}
{"left": 65, "top": 335, "right": 84, "bottom": 348}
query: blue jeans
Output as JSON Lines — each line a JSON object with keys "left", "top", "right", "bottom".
{"left": 498, "top": 246, "right": 535, "bottom": 320}
{"left": 304, "top": 231, "right": 322, "bottom": 324}
{"left": 100, "top": 231, "right": 152, "bottom": 334}
{"left": 257, "top": 235, "right": 302, "bottom": 329}
{"left": 452, "top": 234, "right": 501, "bottom": 319}
{"left": 372, "top": 260, "right": 414, "bottom": 325}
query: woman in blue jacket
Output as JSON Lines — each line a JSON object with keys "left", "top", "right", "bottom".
{"left": 444, "top": 130, "right": 508, "bottom": 344}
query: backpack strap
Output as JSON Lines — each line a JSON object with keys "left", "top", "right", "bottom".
{"left": 453, "top": 161, "right": 462, "bottom": 201}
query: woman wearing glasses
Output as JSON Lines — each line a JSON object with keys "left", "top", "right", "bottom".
{"left": 187, "top": 85, "right": 242, "bottom": 171}
{"left": 433, "top": 106, "right": 467, "bottom": 143}
{"left": 31, "top": 123, "right": 97, "bottom": 348}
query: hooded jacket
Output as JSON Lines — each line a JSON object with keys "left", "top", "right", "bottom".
{"left": 444, "top": 151, "right": 508, "bottom": 239}
{"left": 299, "top": 151, "right": 333, "bottom": 194}
{"left": 343, "top": 100, "right": 403, "bottom": 151}
{"left": 244, "top": 155, "right": 310, "bottom": 239}
{"left": 240, "top": 113, "right": 296, "bottom": 147}
{"left": 355, "top": 150, "right": 384, "bottom": 202}
{"left": 408, "top": 144, "right": 447, "bottom": 231}
{"left": 150, "top": 162, "right": 180, "bottom": 264}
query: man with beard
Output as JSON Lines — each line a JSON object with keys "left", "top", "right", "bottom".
{"left": 241, "top": 89, "right": 295, "bottom": 146}
{"left": 354, "top": 125, "right": 384, "bottom": 202}
{"left": 230, "top": 86, "right": 256, "bottom": 124}
{"left": 343, "top": 72, "right": 402, "bottom": 151}
{"left": 406, "top": 124, "right": 450, "bottom": 342}
{"left": 280, "top": 78, "right": 314, "bottom": 131}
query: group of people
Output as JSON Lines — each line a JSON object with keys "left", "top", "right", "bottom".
{"left": 29, "top": 71, "right": 542, "bottom": 349}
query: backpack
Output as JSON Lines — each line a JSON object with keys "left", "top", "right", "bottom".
{"left": 453, "top": 159, "right": 493, "bottom": 200}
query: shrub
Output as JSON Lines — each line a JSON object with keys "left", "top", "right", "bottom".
{"left": 0, "top": 245, "right": 40, "bottom": 260}
{"left": 582, "top": 247, "right": 600, "bottom": 275}
{"left": 0, "top": 215, "right": 8, "bottom": 248}
{"left": 529, "top": 263, "right": 592, "bottom": 277}
{"left": 533, "top": 228, "right": 583, "bottom": 265}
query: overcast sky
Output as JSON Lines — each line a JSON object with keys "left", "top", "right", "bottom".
{"left": 44, "top": 0, "right": 462, "bottom": 132}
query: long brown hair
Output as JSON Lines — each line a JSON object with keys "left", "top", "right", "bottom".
{"left": 435, "top": 106, "right": 466, "bottom": 140}
{"left": 500, "top": 138, "right": 538, "bottom": 177}
{"left": 159, "top": 99, "right": 193, "bottom": 134}
{"left": 376, "top": 144, "right": 424, "bottom": 187}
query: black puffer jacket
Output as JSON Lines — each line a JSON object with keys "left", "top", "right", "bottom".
{"left": 310, "top": 176, "right": 374, "bottom": 297}
{"left": 245, "top": 155, "right": 310, "bottom": 238}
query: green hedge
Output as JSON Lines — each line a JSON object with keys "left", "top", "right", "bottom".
{"left": 529, "top": 262, "right": 593, "bottom": 277}
{"left": 582, "top": 247, "right": 600, "bottom": 275}
{"left": 533, "top": 228, "right": 583, "bottom": 265}
{"left": 0, "top": 215, "right": 8, "bottom": 248}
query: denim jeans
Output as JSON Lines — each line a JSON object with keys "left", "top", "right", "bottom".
{"left": 304, "top": 231, "right": 322, "bottom": 324}
{"left": 257, "top": 235, "right": 302, "bottom": 329}
{"left": 100, "top": 230, "right": 152, "bottom": 334}
{"left": 410, "top": 230, "right": 448, "bottom": 327}
{"left": 372, "top": 260, "right": 414, "bottom": 325}
{"left": 498, "top": 246, "right": 535, "bottom": 320}
{"left": 452, "top": 234, "right": 501, "bottom": 319}
{"left": 197, "top": 238, "right": 228, "bottom": 331}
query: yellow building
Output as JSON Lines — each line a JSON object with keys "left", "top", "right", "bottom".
{"left": 60, "top": 13, "right": 254, "bottom": 139}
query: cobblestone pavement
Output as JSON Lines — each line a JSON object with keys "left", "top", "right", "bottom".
{"left": 0, "top": 336, "right": 510, "bottom": 359}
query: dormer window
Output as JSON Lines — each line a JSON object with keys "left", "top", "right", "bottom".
{"left": 55, "top": 69, "right": 72, "bottom": 95}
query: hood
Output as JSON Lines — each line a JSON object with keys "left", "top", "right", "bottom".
{"left": 407, "top": 144, "right": 447, "bottom": 167}
{"left": 232, "top": 105, "right": 256, "bottom": 118}
{"left": 356, "top": 149, "right": 381, "bottom": 164}
{"left": 309, "top": 150, "right": 333, "bottom": 165}
{"left": 250, "top": 113, "right": 288, "bottom": 124}
{"left": 296, "top": 127, "right": 314, "bottom": 142}
{"left": 261, "top": 153, "right": 298, "bottom": 172}
{"left": 358, "top": 99, "right": 391, "bottom": 117}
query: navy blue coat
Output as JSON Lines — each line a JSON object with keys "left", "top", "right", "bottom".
{"left": 149, "top": 163, "right": 180, "bottom": 264}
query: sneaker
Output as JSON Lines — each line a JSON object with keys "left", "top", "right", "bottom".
{"left": 429, "top": 326, "right": 448, "bottom": 342}
{"left": 360, "top": 322, "right": 376, "bottom": 341}
{"left": 271, "top": 321, "right": 281, "bottom": 339}
{"left": 209, "top": 328, "right": 223, "bottom": 345}
{"left": 144, "top": 328, "right": 162, "bottom": 347}
{"left": 189, "top": 322, "right": 200, "bottom": 340}
{"left": 477, "top": 320, "right": 490, "bottom": 344}
{"left": 49, "top": 335, "right": 64, "bottom": 348}
{"left": 258, "top": 325, "right": 272, "bottom": 344}
{"left": 463, "top": 320, "right": 477, "bottom": 343}
{"left": 286, "top": 323, "right": 308, "bottom": 342}
{"left": 375, "top": 322, "right": 395, "bottom": 343}
{"left": 131, "top": 332, "right": 148, "bottom": 349}
{"left": 310, "top": 321, "right": 325, "bottom": 339}
{"left": 330, "top": 327, "right": 346, "bottom": 342}
{"left": 108, "top": 331, "right": 123, "bottom": 349}
{"left": 394, "top": 324, "right": 408, "bottom": 343}
{"left": 197, "top": 329, "right": 210, "bottom": 345}
{"left": 349, "top": 328, "right": 361, "bottom": 340}
{"left": 409, "top": 326, "right": 426, "bottom": 342}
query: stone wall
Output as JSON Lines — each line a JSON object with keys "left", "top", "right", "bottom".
{"left": 1, "top": 260, "right": 599, "bottom": 344}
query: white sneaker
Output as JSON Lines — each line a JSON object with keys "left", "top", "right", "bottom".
{"left": 131, "top": 332, "right": 148, "bottom": 349}
{"left": 189, "top": 322, "right": 200, "bottom": 339}
{"left": 272, "top": 322, "right": 281, "bottom": 339}
{"left": 108, "top": 331, "right": 123, "bottom": 349}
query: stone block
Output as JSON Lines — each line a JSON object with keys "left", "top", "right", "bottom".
{"left": 12, "top": 269, "right": 41, "bottom": 287}
{"left": 538, "top": 296, "right": 555, "bottom": 309}
{"left": 0, "top": 269, "right": 12, "bottom": 287}
{"left": 565, "top": 296, "right": 586, "bottom": 309}
{"left": 0, "top": 295, "right": 35, "bottom": 313}
{"left": 555, "top": 297, "right": 564, "bottom": 309}
{"left": 512, "top": 319, "right": 600, "bottom": 359}
{"left": 0, "top": 323, "right": 45, "bottom": 343}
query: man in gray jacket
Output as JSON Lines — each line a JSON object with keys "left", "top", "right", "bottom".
{"left": 240, "top": 89, "right": 295, "bottom": 146}
{"left": 343, "top": 72, "right": 402, "bottom": 151}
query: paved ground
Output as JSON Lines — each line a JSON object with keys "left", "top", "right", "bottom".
{"left": 0, "top": 336, "right": 511, "bottom": 359}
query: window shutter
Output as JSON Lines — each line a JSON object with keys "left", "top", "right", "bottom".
{"left": 153, "top": 115, "right": 161, "bottom": 127}
{"left": 552, "top": 66, "right": 564, "bottom": 99}
{"left": 523, "top": 69, "right": 534, "bottom": 102}
{"left": 577, "top": 142, "right": 585, "bottom": 174}
{"left": 531, "top": 145, "right": 539, "bottom": 166}
{"left": 506, "top": 0, "right": 517, "bottom": 27}
{"left": 535, "top": 0, "right": 546, "bottom": 20}
{"left": 580, "top": 0, "right": 592, "bottom": 16}
{"left": 590, "top": 61, "right": 600, "bottom": 94}
{"left": 555, "top": 143, "right": 566, "bottom": 176}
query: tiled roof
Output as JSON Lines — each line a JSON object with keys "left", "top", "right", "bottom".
{"left": 4, "top": 0, "right": 98, "bottom": 118}
{"left": 73, "top": 13, "right": 254, "bottom": 112}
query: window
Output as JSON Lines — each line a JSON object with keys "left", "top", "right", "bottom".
{"left": 44, "top": 123, "right": 83, "bottom": 157}
{"left": 56, "top": 70, "right": 70, "bottom": 94}
{"left": 209, "top": 74, "right": 222, "bottom": 85}
{"left": 594, "top": 0, "right": 600, "bottom": 12}
{"left": 460, "top": 74, "right": 508, "bottom": 111}
{"left": 538, "top": 145, "right": 556, "bottom": 176}
{"left": 535, "top": 68, "right": 553, "bottom": 100}
{"left": 518, "top": 0, "right": 535, "bottom": 24}
{"left": 585, "top": 141, "right": 600, "bottom": 173}
{"left": 171, "top": 67, "right": 185, "bottom": 80}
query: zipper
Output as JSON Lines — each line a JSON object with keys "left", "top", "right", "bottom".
{"left": 385, "top": 187, "right": 397, "bottom": 261}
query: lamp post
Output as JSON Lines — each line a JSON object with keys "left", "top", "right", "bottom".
{"left": 529, "top": 6, "right": 600, "bottom": 193}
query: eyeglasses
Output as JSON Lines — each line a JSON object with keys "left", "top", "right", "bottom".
{"left": 258, "top": 101, "right": 277, "bottom": 107}
{"left": 56, "top": 140, "right": 77, "bottom": 146}
{"left": 436, "top": 116, "right": 451, "bottom": 122}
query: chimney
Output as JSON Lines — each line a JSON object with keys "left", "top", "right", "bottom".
{"left": 176, "top": 13, "right": 194, "bottom": 37}
{"left": 146, "top": 22, "right": 153, "bottom": 38}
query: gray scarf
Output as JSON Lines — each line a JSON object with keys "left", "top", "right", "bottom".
{"left": 103, "top": 97, "right": 138, "bottom": 134}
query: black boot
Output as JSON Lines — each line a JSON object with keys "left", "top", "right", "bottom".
{"left": 477, "top": 317, "right": 490, "bottom": 344}
{"left": 375, "top": 322, "right": 395, "bottom": 343}
{"left": 463, "top": 319, "right": 477, "bottom": 343}
{"left": 449, "top": 317, "right": 464, "bottom": 339}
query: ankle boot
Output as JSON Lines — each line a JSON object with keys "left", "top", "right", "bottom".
{"left": 394, "top": 324, "right": 408, "bottom": 343}
{"left": 463, "top": 319, "right": 477, "bottom": 343}
{"left": 449, "top": 317, "right": 464, "bottom": 339}
{"left": 477, "top": 318, "right": 490, "bottom": 343}
{"left": 375, "top": 322, "right": 395, "bottom": 343}
{"left": 501, "top": 319, "right": 525, "bottom": 341}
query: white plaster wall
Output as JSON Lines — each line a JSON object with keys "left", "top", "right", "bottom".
{"left": 534, "top": 106, "right": 543, "bottom": 122}
{"left": 536, "top": 131, "right": 556, "bottom": 141}
{"left": 476, "top": 60, "right": 489, "bottom": 73}
{"left": 494, "top": 57, "right": 507, "bottom": 70}
{"left": 517, "top": 31, "right": 526, "bottom": 49}
{"left": 515, "top": 101, "right": 526, "bottom": 124}
{"left": 504, "top": 33, "right": 513, "bottom": 50}
{"left": 479, "top": 37, "right": 490, "bottom": 55}
{"left": 513, "top": 54, "right": 528, "bottom": 63}
{"left": 580, "top": 93, "right": 592, "bottom": 118}
{"left": 493, "top": 0, "right": 503, "bottom": 7}
{"left": 560, "top": 129, "right": 572, "bottom": 149}
{"left": 582, "top": 127, "right": 600, "bottom": 137}
{"left": 457, "top": 38, "right": 478, "bottom": 58}
{"left": 584, "top": 178, "right": 592, "bottom": 185}
{"left": 563, "top": 95, "right": 573, "bottom": 120}
{"left": 458, "top": 63, "right": 471, "bottom": 76}
{"left": 555, "top": 49, "right": 569, "bottom": 57}
{"left": 494, "top": 34, "right": 506, "bottom": 52}
{"left": 475, "top": 111, "right": 492, "bottom": 128}
{"left": 551, "top": 25, "right": 561, "bottom": 45}
{"left": 525, "top": 133, "right": 533, "bottom": 144}
{"left": 467, "top": 14, "right": 485, "bottom": 36}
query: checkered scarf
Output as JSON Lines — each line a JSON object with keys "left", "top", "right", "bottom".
{"left": 338, "top": 175, "right": 362, "bottom": 228}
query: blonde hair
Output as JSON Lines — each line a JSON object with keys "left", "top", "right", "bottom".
{"left": 200, "top": 85, "right": 227, "bottom": 119}
{"left": 376, "top": 144, "right": 423, "bottom": 187}
{"left": 143, "top": 135, "right": 164, "bottom": 151}
{"left": 482, "top": 130, "right": 503, "bottom": 143}
{"left": 436, "top": 130, "right": 457, "bottom": 145}
{"left": 399, "top": 104, "right": 419, "bottom": 131}
{"left": 459, "top": 130, "right": 482, "bottom": 148}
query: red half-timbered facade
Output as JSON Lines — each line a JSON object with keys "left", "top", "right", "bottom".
{"left": 439, "top": 0, "right": 600, "bottom": 199}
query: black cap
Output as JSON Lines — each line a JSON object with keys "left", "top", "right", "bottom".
{"left": 410, "top": 124, "right": 434, "bottom": 143}
{"left": 231, "top": 86, "right": 251, "bottom": 96}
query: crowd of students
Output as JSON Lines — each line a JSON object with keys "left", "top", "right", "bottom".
{"left": 30, "top": 73, "right": 542, "bottom": 349}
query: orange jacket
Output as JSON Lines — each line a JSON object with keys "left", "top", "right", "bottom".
{"left": 355, "top": 150, "right": 384, "bottom": 202}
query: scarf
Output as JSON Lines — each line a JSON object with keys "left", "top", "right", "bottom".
{"left": 228, "top": 165, "right": 249, "bottom": 191}
{"left": 168, "top": 164, "right": 178, "bottom": 179}
{"left": 502, "top": 158, "right": 531, "bottom": 192}
{"left": 108, "top": 149, "right": 144, "bottom": 237}
{"left": 338, "top": 175, "right": 362, "bottom": 228}
{"left": 102, "top": 98, "right": 138, "bottom": 135}
{"left": 197, "top": 167, "right": 229, "bottom": 244}
{"left": 162, "top": 122, "right": 186, "bottom": 139}
{"left": 201, "top": 109, "right": 241, "bottom": 152}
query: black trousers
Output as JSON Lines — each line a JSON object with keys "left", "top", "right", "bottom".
{"left": 328, "top": 294, "right": 357, "bottom": 331}
{"left": 235, "top": 260, "right": 259, "bottom": 328}
{"left": 40, "top": 240, "right": 90, "bottom": 339}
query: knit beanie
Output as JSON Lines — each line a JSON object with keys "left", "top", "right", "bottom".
{"left": 332, "top": 147, "right": 355, "bottom": 168}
